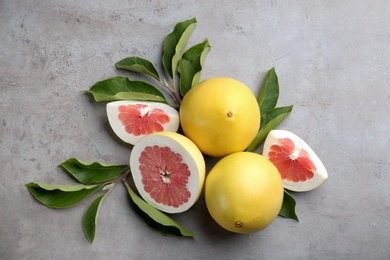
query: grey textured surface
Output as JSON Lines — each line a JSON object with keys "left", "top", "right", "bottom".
{"left": 1, "top": 1, "right": 390, "bottom": 259}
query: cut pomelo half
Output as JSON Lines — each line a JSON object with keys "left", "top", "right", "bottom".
{"left": 130, "top": 132, "right": 206, "bottom": 214}
{"left": 262, "top": 130, "right": 328, "bottom": 192}
{"left": 107, "top": 101, "right": 179, "bottom": 145}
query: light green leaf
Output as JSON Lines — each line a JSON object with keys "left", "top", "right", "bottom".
{"left": 83, "top": 194, "right": 107, "bottom": 243}
{"left": 257, "top": 67, "right": 279, "bottom": 115}
{"left": 59, "top": 158, "right": 129, "bottom": 185}
{"left": 279, "top": 190, "right": 299, "bottom": 221}
{"left": 84, "top": 76, "right": 167, "bottom": 103}
{"left": 178, "top": 39, "right": 211, "bottom": 96}
{"left": 246, "top": 105, "right": 293, "bottom": 152}
{"left": 124, "top": 182, "right": 195, "bottom": 237}
{"left": 115, "top": 56, "right": 160, "bottom": 81}
{"left": 25, "top": 182, "right": 103, "bottom": 208}
{"left": 162, "top": 17, "right": 197, "bottom": 79}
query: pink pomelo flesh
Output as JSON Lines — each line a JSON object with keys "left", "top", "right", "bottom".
{"left": 268, "top": 138, "right": 316, "bottom": 183}
{"left": 139, "top": 145, "right": 191, "bottom": 208}
{"left": 107, "top": 101, "right": 180, "bottom": 145}
{"left": 263, "top": 129, "right": 328, "bottom": 192}
{"left": 130, "top": 132, "right": 205, "bottom": 213}
{"left": 118, "top": 104, "right": 170, "bottom": 136}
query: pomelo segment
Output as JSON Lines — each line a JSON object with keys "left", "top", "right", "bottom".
{"left": 130, "top": 132, "right": 206, "bottom": 214}
{"left": 262, "top": 130, "right": 328, "bottom": 192}
{"left": 107, "top": 101, "right": 179, "bottom": 145}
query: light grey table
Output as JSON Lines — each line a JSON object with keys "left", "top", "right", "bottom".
{"left": 1, "top": 1, "right": 389, "bottom": 259}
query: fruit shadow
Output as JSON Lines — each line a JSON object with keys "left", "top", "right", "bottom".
{"left": 190, "top": 198, "right": 245, "bottom": 243}
{"left": 102, "top": 120, "right": 134, "bottom": 150}
{"left": 82, "top": 93, "right": 132, "bottom": 149}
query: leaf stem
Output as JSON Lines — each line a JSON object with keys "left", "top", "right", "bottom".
{"left": 161, "top": 79, "right": 181, "bottom": 106}
{"left": 171, "top": 90, "right": 181, "bottom": 106}
{"left": 111, "top": 168, "right": 132, "bottom": 184}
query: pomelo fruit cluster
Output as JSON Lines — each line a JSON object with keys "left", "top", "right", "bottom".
{"left": 106, "top": 77, "right": 328, "bottom": 234}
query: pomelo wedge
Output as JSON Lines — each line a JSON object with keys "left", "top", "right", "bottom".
{"left": 262, "top": 130, "right": 328, "bottom": 192}
{"left": 107, "top": 101, "right": 179, "bottom": 145}
{"left": 130, "top": 132, "right": 206, "bottom": 214}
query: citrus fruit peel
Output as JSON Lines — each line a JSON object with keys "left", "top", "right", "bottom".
{"left": 180, "top": 77, "right": 260, "bottom": 157}
{"left": 263, "top": 129, "right": 328, "bottom": 192}
{"left": 205, "top": 152, "right": 284, "bottom": 234}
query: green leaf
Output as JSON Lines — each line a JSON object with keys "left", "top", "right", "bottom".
{"left": 279, "top": 190, "right": 299, "bottom": 221}
{"left": 246, "top": 105, "right": 293, "bottom": 152}
{"left": 59, "top": 158, "right": 129, "bottom": 185}
{"left": 83, "top": 194, "right": 107, "bottom": 243}
{"left": 84, "top": 76, "right": 167, "bottom": 103}
{"left": 124, "top": 181, "right": 195, "bottom": 237}
{"left": 178, "top": 39, "right": 211, "bottom": 96}
{"left": 115, "top": 56, "right": 160, "bottom": 81}
{"left": 257, "top": 67, "right": 279, "bottom": 115}
{"left": 162, "top": 17, "right": 197, "bottom": 79}
{"left": 260, "top": 105, "right": 293, "bottom": 129}
{"left": 25, "top": 182, "right": 103, "bottom": 208}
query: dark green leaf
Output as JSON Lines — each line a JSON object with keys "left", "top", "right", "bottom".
{"left": 115, "top": 56, "right": 160, "bottom": 81}
{"left": 83, "top": 194, "right": 107, "bottom": 243}
{"left": 59, "top": 158, "right": 129, "bottom": 185}
{"left": 257, "top": 67, "right": 279, "bottom": 115}
{"left": 279, "top": 190, "right": 299, "bottom": 221}
{"left": 246, "top": 105, "right": 293, "bottom": 152}
{"left": 84, "top": 76, "right": 167, "bottom": 103}
{"left": 124, "top": 182, "right": 195, "bottom": 237}
{"left": 162, "top": 17, "right": 197, "bottom": 79}
{"left": 25, "top": 182, "right": 103, "bottom": 208}
{"left": 178, "top": 39, "right": 211, "bottom": 96}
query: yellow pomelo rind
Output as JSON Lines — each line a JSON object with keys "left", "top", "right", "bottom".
{"left": 180, "top": 78, "right": 260, "bottom": 157}
{"left": 205, "top": 152, "right": 284, "bottom": 233}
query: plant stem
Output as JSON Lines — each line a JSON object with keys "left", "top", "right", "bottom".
{"left": 171, "top": 90, "right": 181, "bottom": 106}
{"left": 161, "top": 79, "right": 181, "bottom": 106}
{"left": 111, "top": 168, "right": 132, "bottom": 184}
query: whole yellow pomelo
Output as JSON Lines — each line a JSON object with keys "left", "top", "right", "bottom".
{"left": 205, "top": 152, "right": 284, "bottom": 234}
{"left": 179, "top": 78, "right": 260, "bottom": 157}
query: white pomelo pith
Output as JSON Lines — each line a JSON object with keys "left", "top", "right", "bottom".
{"left": 107, "top": 101, "right": 179, "bottom": 145}
{"left": 130, "top": 132, "right": 206, "bottom": 214}
{"left": 262, "top": 130, "right": 328, "bottom": 192}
